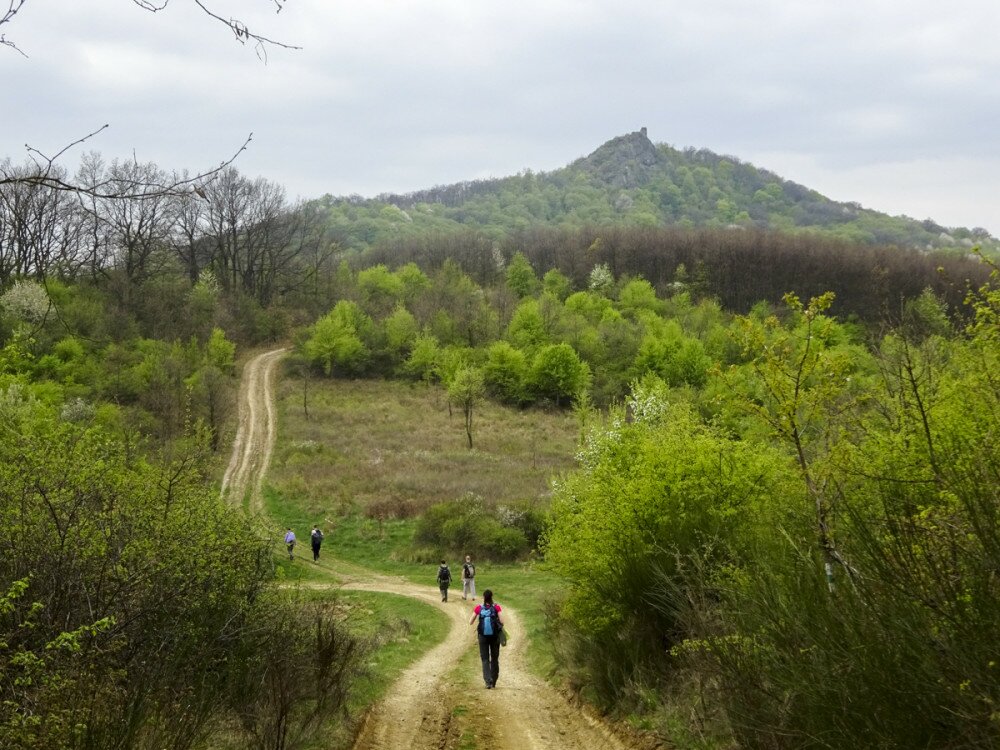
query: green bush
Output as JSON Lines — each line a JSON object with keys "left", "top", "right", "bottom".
{"left": 542, "top": 384, "right": 796, "bottom": 708}
{"left": 691, "top": 321, "right": 1000, "bottom": 749}
{"left": 0, "top": 396, "right": 361, "bottom": 750}
{"left": 481, "top": 524, "right": 527, "bottom": 559}
{"left": 414, "top": 497, "right": 534, "bottom": 561}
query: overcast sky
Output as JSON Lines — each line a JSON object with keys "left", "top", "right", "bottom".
{"left": 3, "top": 0, "right": 999, "bottom": 234}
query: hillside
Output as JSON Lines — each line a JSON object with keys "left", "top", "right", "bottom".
{"left": 310, "top": 129, "right": 999, "bottom": 256}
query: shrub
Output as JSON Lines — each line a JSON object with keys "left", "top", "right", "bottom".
{"left": 0, "top": 397, "right": 362, "bottom": 750}
{"left": 542, "top": 385, "right": 795, "bottom": 708}
{"left": 414, "top": 497, "right": 534, "bottom": 561}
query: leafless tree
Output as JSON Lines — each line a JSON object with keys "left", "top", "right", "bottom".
{"left": 202, "top": 167, "right": 299, "bottom": 305}
{"left": 0, "top": 159, "right": 74, "bottom": 283}
{"left": 169, "top": 178, "right": 210, "bottom": 284}
{"left": 95, "top": 159, "right": 175, "bottom": 286}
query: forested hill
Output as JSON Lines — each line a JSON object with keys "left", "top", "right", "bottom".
{"left": 312, "top": 129, "right": 998, "bottom": 256}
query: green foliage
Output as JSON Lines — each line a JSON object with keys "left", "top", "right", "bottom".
{"left": 506, "top": 251, "right": 539, "bottom": 298}
{"left": 447, "top": 366, "right": 486, "bottom": 448}
{"left": 726, "top": 291, "right": 873, "bottom": 583}
{"left": 527, "top": 343, "right": 591, "bottom": 406}
{"left": 357, "top": 263, "right": 405, "bottom": 317}
{"left": 690, "top": 305, "right": 1000, "bottom": 748}
{"left": 400, "top": 333, "right": 441, "bottom": 382}
{"left": 543, "top": 386, "right": 795, "bottom": 707}
{"left": 395, "top": 262, "right": 432, "bottom": 302}
{"left": 542, "top": 268, "right": 572, "bottom": 301}
{"left": 506, "top": 298, "right": 549, "bottom": 350}
{"left": 205, "top": 326, "right": 236, "bottom": 372}
{"left": 617, "top": 277, "right": 662, "bottom": 317}
{"left": 0, "top": 395, "right": 361, "bottom": 750}
{"left": 564, "top": 290, "right": 614, "bottom": 324}
{"left": 414, "top": 497, "right": 533, "bottom": 561}
{"left": 384, "top": 304, "right": 419, "bottom": 355}
{"left": 482, "top": 341, "right": 528, "bottom": 404}
{"left": 304, "top": 300, "right": 372, "bottom": 376}
{"left": 633, "top": 322, "right": 712, "bottom": 388}
{"left": 302, "top": 135, "right": 1000, "bottom": 258}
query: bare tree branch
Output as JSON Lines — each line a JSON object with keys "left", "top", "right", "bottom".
{"left": 189, "top": 0, "right": 301, "bottom": 59}
{"left": 2, "top": 1, "right": 299, "bottom": 57}
{"left": 1, "top": 130, "right": 254, "bottom": 200}
{"left": 0, "top": 0, "right": 28, "bottom": 56}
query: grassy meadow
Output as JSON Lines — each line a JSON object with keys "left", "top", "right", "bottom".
{"left": 267, "top": 376, "right": 580, "bottom": 522}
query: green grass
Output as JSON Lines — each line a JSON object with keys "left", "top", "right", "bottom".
{"left": 340, "top": 589, "right": 451, "bottom": 711}
{"left": 268, "top": 376, "right": 579, "bottom": 518}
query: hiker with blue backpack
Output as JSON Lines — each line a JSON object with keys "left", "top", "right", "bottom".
{"left": 469, "top": 589, "right": 504, "bottom": 689}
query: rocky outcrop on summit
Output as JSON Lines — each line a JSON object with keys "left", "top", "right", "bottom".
{"left": 573, "top": 127, "right": 661, "bottom": 189}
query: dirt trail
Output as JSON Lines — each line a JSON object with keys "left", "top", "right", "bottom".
{"left": 224, "top": 347, "right": 656, "bottom": 750}
{"left": 220, "top": 347, "right": 287, "bottom": 512}
{"left": 342, "top": 574, "right": 649, "bottom": 750}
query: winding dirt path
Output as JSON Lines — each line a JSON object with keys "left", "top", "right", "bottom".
{"left": 223, "top": 347, "right": 658, "bottom": 750}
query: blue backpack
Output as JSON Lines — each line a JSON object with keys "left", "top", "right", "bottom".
{"left": 479, "top": 604, "right": 498, "bottom": 636}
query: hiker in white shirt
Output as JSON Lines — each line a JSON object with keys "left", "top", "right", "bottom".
{"left": 462, "top": 554, "right": 476, "bottom": 600}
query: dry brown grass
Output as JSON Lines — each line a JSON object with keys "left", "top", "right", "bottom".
{"left": 269, "top": 377, "right": 580, "bottom": 520}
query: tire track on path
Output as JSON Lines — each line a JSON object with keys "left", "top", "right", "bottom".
{"left": 332, "top": 575, "right": 646, "bottom": 750}
{"left": 220, "top": 347, "right": 286, "bottom": 512}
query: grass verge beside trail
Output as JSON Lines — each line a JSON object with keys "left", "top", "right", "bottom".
{"left": 340, "top": 590, "right": 451, "bottom": 717}
{"left": 276, "top": 586, "right": 449, "bottom": 750}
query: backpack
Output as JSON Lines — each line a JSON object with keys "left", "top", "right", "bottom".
{"left": 438, "top": 565, "right": 451, "bottom": 583}
{"left": 463, "top": 563, "right": 475, "bottom": 579}
{"left": 478, "top": 604, "right": 499, "bottom": 636}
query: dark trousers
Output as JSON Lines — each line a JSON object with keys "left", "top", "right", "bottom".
{"left": 478, "top": 634, "right": 500, "bottom": 686}
{"left": 312, "top": 542, "right": 321, "bottom": 561}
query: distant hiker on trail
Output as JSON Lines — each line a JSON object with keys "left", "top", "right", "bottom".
{"left": 284, "top": 528, "right": 296, "bottom": 560}
{"left": 310, "top": 526, "right": 324, "bottom": 562}
{"left": 462, "top": 554, "right": 476, "bottom": 600}
{"left": 469, "top": 589, "right": 504, "bottom": 689}
{"left": 437, "top": 560, "right": 452, "bottom": 602}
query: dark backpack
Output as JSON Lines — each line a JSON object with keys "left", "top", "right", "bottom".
{"left": 478, "top": 604, "right": 499, "bottom": 636}
{"left": 438, "top": 566, "right": 451, "bottom": 583}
